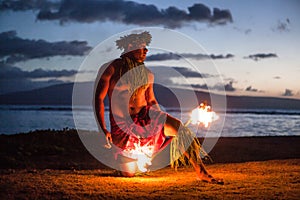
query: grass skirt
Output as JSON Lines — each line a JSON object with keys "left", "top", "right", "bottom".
{"left": 170, "top": 125, "right": 211, "bottom": 169}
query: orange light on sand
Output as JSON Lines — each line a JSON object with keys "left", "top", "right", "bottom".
{"left": 188, "top": 103, "right": 219, "bottom": 128}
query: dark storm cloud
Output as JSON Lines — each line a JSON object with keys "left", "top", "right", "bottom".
{"left": 245, "top": 53, "right": 278, "bottom": 61}
{"left": 0, "top": 30, "right": 92, "bottom": 63}
{"left": 282, "top": 89, "right": 294, "bottom": 97}
{"left": 147, "top": 52, "right": 234, "bottom": 61}
{"left": 1, "top": 0, "right": 233, "bottom": 28}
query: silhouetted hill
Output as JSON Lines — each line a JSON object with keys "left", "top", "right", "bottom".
{"left": 0, "top": 83, "right": 74, "bottom": 105}
{"left": 1, "top": 82, "right": 300, "bottom": 110}
{"left": 0, "top": 82, "right": 93, "bottom": 105}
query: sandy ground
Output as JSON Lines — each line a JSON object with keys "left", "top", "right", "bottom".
{"left": 1, "top": 159, "right": 299, "bottom": 199}
{"left": 1, "top": 130, "right": 300, "bottom": 199}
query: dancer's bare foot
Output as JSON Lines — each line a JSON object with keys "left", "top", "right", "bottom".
{"left": 197, "top": 174, "right": 224, "bottom": 185}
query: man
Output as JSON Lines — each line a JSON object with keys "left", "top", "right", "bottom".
{"left": 94, "top": 31, "right": 223, "bottom": 184}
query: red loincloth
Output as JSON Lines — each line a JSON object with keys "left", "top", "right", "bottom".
{"left": 110, "top": 106, "right": 172, "bottom": 159}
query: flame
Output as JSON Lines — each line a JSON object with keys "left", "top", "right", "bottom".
{"left": 124, "top": 141, "right": 154, "bottom": 173}
{"left": 190, "top": 103, "right": 219, "bottom": 127}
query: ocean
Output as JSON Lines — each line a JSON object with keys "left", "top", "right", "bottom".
{"left": 1, "top": 105, "right": 300, "bottom": 137}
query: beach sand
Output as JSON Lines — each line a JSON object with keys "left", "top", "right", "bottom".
{"left": 1, "top": 130, "right": 300, "bottom": 199}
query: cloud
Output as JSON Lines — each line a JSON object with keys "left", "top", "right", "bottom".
{"left": 149, "top": 66, "right": 235, "bottom": 93}
{"left": 172, "top": 67, "right": 214, "bottom": 78}
{"left": 245, "top": 86, "right": 258, "bottom": 92}
{"left": 193, "top": 81, "right": 236, "bottom": 92}
{"left": 149, "top": 66, "right": 215, "bottom": 79}
{"left": 273, "top": 76, "right": 281, "bottom": 79}
{"left": 149, "top": 66, "right": 216, "bottom": 90}
{"left": 244, "top": 53, "right": 278, "bottom": 61}
{"left": 179, "top": 84, "right": 209, "bottom": 91}
{"left": 147, "top": 52, "right": 234, "bottom": 61}
{"left": 272, "top": 19, "right": 291, "bottom": 33}
{"left": 282, "top": 89, "right": 294, "bottom": 97}
{"left": 223, "top": 81, "right": 236, "bottom": 91}
{"left": 1, "top": 0, "right": 233, "bottom": 28}
{"left": 190, "top": 84, "right": 209, "bottom": 90}
{"left": 0, "top": 0, "right": 59, "bottom": 11}
{"left": 180, "top": 81, "right": 237, "bottom": 92}
{"left": 147, "top": 53, "right": 182, "bottom": 61}
{"left": 0, "top": 63, "right": 77, "bottom": 94}
{"left": 211, "top": 7, "right": 233, "bottom": 25}
{"left": 0, "top": 64, "right": 78, "bottom": 80}
{"left": 152, "top": 67, "right": 237, "bottom": 92}
{"left": 233, "top": 27, "right": 252, "bottom": 35}
{"left": 210, "top": 54, "right": 234, "bottom": 59}
{"left": 213, "top": 81, "right": 236, "bottom": 92}
{"left": 0, "top": 30, "right": 92, "bottom": 63}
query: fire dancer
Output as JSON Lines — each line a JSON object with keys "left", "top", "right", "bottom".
{"left": 94, "top": 31, "right": 223, "bottom": 184}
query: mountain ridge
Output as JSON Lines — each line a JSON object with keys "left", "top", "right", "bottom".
{"left": 1, "top": 82, "right": 300, "bottom": 110}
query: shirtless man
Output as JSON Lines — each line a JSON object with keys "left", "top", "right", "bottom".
{"left": 94, "top": 32, "right": 222, "bottom": 184}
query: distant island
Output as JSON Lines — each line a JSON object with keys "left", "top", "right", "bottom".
{"left": 1, "top": 82, "right": 300, "bottom": 110}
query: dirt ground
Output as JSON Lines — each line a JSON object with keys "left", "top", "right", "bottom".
{"left": 1, "top": 159, "right": 299, "bottom": 200}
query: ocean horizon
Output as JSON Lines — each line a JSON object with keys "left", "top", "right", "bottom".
{"left": 1, "top": 105, "right": 300, "bottom": 137}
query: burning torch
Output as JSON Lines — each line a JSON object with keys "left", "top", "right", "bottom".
{"left": 184, "top": 103, "right": 219, "bottom": 127}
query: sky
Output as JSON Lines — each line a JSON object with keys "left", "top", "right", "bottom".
{"left": 0, "top": 0, "right": 300, "bottom": 99}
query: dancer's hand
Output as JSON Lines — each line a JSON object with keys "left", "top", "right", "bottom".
{"left": 104, "top": 132, "right": 112, "bottom": 149}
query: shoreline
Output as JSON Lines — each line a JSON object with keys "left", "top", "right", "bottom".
{"left": 1, "top": 129, "right": 299, "bottom": 170}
